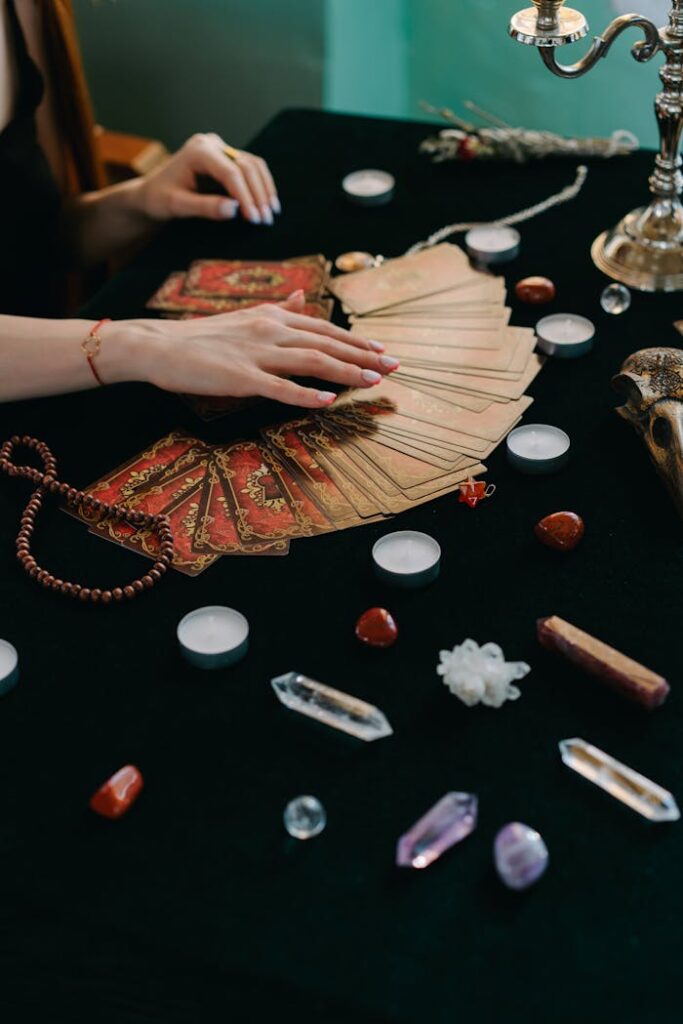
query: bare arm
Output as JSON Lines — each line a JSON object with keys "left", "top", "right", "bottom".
{"left": 0, "top": 297, "right": 398, "bottom": 407}
{"left": 0, "top": 314, "right": 151, "bottom": 400}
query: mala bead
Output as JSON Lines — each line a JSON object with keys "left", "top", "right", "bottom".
{"left": 0, "top": 435, "right": 173, "bottom": 605}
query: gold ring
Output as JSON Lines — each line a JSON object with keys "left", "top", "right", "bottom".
{"left": 223, "top": 144, "right": 241, "bottom": 162}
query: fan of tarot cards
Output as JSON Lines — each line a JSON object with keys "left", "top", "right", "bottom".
{"left": 74, "top": 246, "right": 544, "bottom": 575}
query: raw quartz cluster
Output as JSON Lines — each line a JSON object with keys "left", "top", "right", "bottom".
{"left": 437, "top": 639, "right": 531, "bottom": 708}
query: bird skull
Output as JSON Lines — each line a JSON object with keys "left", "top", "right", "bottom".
{"left": 612, "top": 347, "right": 683, "bottom": 518}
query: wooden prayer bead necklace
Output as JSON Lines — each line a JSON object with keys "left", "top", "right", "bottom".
{"left": 0, "top": 435, "right": 174, "bottom": 604}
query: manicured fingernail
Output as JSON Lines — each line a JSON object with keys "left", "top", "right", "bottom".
{"left": 380, "top": 356, "right": 400, "bottom": 370}
{"left": 219, "top": 199, "right": 238, "bottom": 219}
{"left": 361, "top": 369, "right": 382, "bottom": 385}
{"left": 261, "top": 206, "right": 274, "bottom": 226}
{"left": 271, "top": 196, "right": 282, "bottom": 215}
{"left": 369, "top": 339, "right": 385, "bottom": 352}
{"left": 317, "top": 391, "right": 336, "bottom": 404}
{"left": 248, "top": 206, "right": 261, "bottom": 224}
{"left": 289, "top": 289, "right": 304, "bottom": 300}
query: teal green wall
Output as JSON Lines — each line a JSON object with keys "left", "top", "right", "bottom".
{"left": 405, "top": 1, "right": 661, "bottom": 149}
{"left": 325, "top": 0, "right": 409, "bottom": 118}
{"left": 73, "top": 0, "right": 324, "bottom": 149}
{"left": 324, "top": 1, "right": 662, "bottom": 148}
{"left": 74, "top": 1, "right": 663, "bottom": 152}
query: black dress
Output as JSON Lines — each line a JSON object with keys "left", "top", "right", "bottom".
{"left": 0, "top": 0, "right": 63, "bottom": 316}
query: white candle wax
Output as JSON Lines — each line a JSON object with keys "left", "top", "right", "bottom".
{"left": 342, "top": 169, "right": 395, "bottom": 205}
{"left": 465, "top": 225, "right": 520, "bottom": 264}
{"left": 177, "top": 606, "right": 249, "bottom": 668}
{"left": 507, "top": 424, "right": 570, "bottom": 474}
{"left": 372, "top": 530, "right": 441, "bottom": 587}
{"left": 0, "top": 639, "right": 19, "bottom": 695}
{"left": 535, "top": 313, "right": 595, "bottom": 358}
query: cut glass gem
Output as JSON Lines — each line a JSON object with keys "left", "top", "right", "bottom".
{"left": 271, "top": 671, "right": 393, "bottom": 741}
{"left": 600, "top": 283, "right": 631, "bottom": 315}
{"left": 396, "top": 792, "right": 478, "bottom": 869}
{"left": 560, "top": 738, "right": 680, "bottom": 822}
{"left": 283, "top": 795, "right": 326, "bottom": 839}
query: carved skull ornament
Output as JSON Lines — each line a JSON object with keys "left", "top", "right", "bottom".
{"left": 612, "top": 347, "right": 683, "bottom": 517}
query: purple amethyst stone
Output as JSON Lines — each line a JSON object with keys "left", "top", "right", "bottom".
{"left": 396, "top": 792, "right": 478, "bottom": 869}
{"left": 494, "top": 822, "right": 549, "bottom": 891}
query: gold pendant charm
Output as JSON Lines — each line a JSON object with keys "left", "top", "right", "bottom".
{"left": 334, "top": 251, "right": 384, "bottom": 273}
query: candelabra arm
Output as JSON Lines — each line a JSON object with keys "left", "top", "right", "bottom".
{"left": 539, "top": 14, "right": 662, "bottom": 79}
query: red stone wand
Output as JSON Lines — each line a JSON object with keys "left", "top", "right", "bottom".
{"left": 0, "top": 435, "right": 174, "bottom": 604}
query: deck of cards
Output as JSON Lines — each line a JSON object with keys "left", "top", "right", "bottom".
{"left": 147, "top": 255, "right": 334, "bottom": 420}
{"left": 74, "top": 244, "right": 543, "bottom": 576}
{"left": 331, "top": 241, "right": 544, "bottom": 426}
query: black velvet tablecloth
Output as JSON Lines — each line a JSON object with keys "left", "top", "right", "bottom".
{"left": 1, "top": 110, "right": 682, "bottom": 1024}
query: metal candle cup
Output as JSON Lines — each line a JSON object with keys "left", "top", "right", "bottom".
{"left": 177, "top": 606, "right": 249, "bottom": 669}
{"left": 507, "top": 424, "right": 570, "bottom": 474}
{"left": 535, "top": 313, "right": 595, "bottom": 358}
{"left": 372, "top": 530, "right": 441, "bottom": 588}
{"left": 342, "top": 169, "right": 395, "bottom": 206}
{"left": 465, "top": 225, "right": 520, "bottom": 265}
{"left": 0, "top": 639, "right": 18, "bottom": 696}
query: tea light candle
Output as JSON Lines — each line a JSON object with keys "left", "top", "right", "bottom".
{"left": 342, "top": 169, "right": 395, "bottom": 206}
{"left": 177, "top": 606, "right": 249, "bottom": 669}
{"left": 507, "top": 424, "right": 570, "bottom": 474}
{"left": 372, "top": 530, "right": 441, "bottom": 588}
{"left": 0, "top": 639, "right": 18, "bottom": 696}
{"left": 465, "top": 225, "right": 520, "bottom": 265}
{"left": 535, "top": 313, "right": 595, "bottom": 358}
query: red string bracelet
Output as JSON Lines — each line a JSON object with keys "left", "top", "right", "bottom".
{"left": 0, "top": 435, "right": 174, "bottom": 604}
{"left": 81, "top": 318, "right": 111, "bottom": 386}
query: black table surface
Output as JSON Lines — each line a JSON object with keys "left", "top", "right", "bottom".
{"left": 1, "top": 109, "right": 683, "bottom": 1024}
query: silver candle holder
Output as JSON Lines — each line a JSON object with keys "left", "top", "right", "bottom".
{"left": 509, "top": 0, "right": 683, "bottom": 292}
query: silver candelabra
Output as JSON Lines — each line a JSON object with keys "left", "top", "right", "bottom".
{"left": 509, "top": 0, "right": 683, "bottom": 291}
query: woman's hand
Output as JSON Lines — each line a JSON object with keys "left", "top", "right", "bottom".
{"left": 137, "top": 132, "right": 280, "bottom": 226}
{"left": 113, "top": 293, "right": 399, "bottom": 409}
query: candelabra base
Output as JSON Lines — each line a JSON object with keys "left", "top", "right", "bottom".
{"left": 592, "top": 204, "right": 683, "bottom": 292}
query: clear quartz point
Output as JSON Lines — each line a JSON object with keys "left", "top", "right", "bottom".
{"left": 600, "top": 282, "right": 631, "bottom": 315}
{"left": 271, "top": 671, "right": 393, "bottom": 742}
{"left": 560, "top": 738, "right": 680, "bottom": 822}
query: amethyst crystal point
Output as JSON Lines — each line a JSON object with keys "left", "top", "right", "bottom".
{"left": 396, "top": 792, "right": 478, "bottom": 869}
{"left": 494, "top": 822, "right": 549, "bottom": 891}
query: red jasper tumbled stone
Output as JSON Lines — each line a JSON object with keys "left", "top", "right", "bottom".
{"left": 355, "top": 607, "right": 398, "bottom": 648}
{"left": 514, "top": 276, "right": 556, "bottom": 304}
{"left": 534, "top": 511, "right": 584, "bottom": 552}
{"left": 89, "top": 764, "right": 144, "bottom": 819}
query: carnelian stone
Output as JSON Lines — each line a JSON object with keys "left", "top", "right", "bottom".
{"left": 89, "top": 764, "right": 143, "bottom": 819}
{"left": 458, "top": 481, "right": 487, "bottom": 508}
{"left": 534, "top": 511, "right": 584, "bottom": 552}
{"left": 355, "top": 607, "right": 398, "bottom": 648}
{"left": 515, "top": 276, "right": 556, "bottom": 304}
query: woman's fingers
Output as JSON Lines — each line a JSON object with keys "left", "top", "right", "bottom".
{"left": 280, "top": 290, "right": 306, "bottom": 313}
{"left": 233, "top": 153, "right": 273, "bottom": 225}
{"left": 276, "top": 333, "right": 399, "bottom": 374}
{"left": 267, "top": 348, "right": 390, "bottom": 389}
{"left": 278, "top": 313, "right": 385, "bottom": 352}
{"left": 254, "top": 372, "right": 337, "bottom": 409}
{"left": 199, "top": 135, "right": 276, "bottom": 224}
{"left": 192, "top": 140, "right": 262, "bottom": 223}
{"left": 254, "top": 155, "right": 280, "bottom": 213}
{"left": 168, "top": 191, "right": 239, "bottom": 221}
